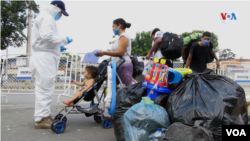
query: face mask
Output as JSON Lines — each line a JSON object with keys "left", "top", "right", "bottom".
{"left": 54, "top": 13, "right": 61, "bottom": 21}
{"left": 114, "top": 26, "right": 120, "bottom": 35}
{"left": 202, "top": 40, "right": 210, "bottom": 46}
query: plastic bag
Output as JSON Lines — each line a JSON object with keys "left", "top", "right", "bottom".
{"left": 113, "top": 82, "right": 147, "bottom": 141}
{"left": 124, "top": 97, "right": 171, "bottom": 141}
{"left": 161, "top": 121, "right": 214, "bottom": 141}
{"left": 167, "top": 72, "right": 248, "bottom": 141}
{"left": 131, "top": 53, "right": 144, "bottom": 78}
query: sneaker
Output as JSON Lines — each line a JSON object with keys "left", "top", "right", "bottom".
{"left": 35, "top": 116, "right": 53, "bottom": 129}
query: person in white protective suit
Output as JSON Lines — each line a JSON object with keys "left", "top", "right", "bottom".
{"left": 29, "top": 0, "right": 73, "bottom": 129}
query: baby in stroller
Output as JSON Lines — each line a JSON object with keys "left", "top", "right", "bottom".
{"left": 51, "top": 60, "right": 123, "bottom": 134}
{"left": 62, "top": 66, "right": 98, "bottom": 106}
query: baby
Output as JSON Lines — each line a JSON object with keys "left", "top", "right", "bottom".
{"left": 62, "top": 66, "right": 98, "bottom": 106}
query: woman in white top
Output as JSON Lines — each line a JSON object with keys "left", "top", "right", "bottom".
{"left": 95, "top": 18, "right": 133, "bottom": 87}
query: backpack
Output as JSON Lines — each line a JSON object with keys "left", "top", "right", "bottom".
{"left": 130, "top": 53, "right": 144, "bottom": 78}
{"left": 160, "top": 117, "right": 215, "bottom": 141}
{"left": 182, "top": 33, "right": 202, "bottom": 63}
{"left": 182, "top": 33, "right": 215, "bottom": 66}
{"left": 159, "top": 32, "right": 183, "bottom": 60}
{"left": 124, "top": 52, "right": 144, "bottom": 78}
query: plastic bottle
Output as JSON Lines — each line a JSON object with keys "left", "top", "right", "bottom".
{"left": 153, "top": 128, "right": 162, "bottom": 141}
{"left": 161, "top": 128, "right": 167, "bottom": 138}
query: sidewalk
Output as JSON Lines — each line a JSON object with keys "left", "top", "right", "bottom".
{"left": 1, "top": 94, "right": 116, "bottom": 141}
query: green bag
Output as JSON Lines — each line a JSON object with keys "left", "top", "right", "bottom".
{"left": 183, "top": 33, "right": 202, "bottom": 45}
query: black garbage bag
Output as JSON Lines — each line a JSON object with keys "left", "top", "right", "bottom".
{"left": 131, "top": 53, "right": 144, "bottom": 78}
{"left": 166, "top": 72, "right": 248, "bottom": 141}
{"left": 113, "top": 82, "right": 147, "bottom": 141}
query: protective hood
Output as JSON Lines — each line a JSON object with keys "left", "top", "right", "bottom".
{"left": 43, "top": 5, "right": 61, "bottom": 20}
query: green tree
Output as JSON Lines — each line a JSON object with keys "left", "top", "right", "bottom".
{"left": 1, "top": 0, "right": 39, "bottom": 50}
{"left": 61, "top": 52, "right": 81, "bottom": 61}
{"left": 219, "top": 48, "right": 236, "bottom": 61}
{"left": 180, "top": 30, "right": 219, "bottom": 52}
{"left": 131, "top": 31, "right": 152, "bottom": 56}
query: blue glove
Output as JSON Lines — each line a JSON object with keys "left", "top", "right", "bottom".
{"left": 66, "top": 37, "right": 73, "bottom": 44}
{"left": 60, "top": 46, "right": 67, "bottom": 52}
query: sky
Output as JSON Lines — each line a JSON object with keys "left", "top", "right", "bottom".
{"left": 1, "top": 0, "right": 250, "bottom": 60}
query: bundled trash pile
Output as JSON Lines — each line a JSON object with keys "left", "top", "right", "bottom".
{"left": 113, "top": 58, "right": 248, "bottom": 141}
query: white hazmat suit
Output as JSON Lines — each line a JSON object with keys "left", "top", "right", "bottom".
{"left": 30, "top": 5, "right": 69, "bottom": 122}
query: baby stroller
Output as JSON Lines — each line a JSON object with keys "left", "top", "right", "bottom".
{"left": 51, "top": 58, "right": 125, "bottom": 134}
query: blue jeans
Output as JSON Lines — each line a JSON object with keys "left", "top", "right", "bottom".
{"left": 191, "top": 69, "right": 204, "bottom": 74}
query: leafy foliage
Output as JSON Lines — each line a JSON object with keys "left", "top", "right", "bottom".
{"left": 131, "top": 31, "right": 152, "bottom": 56}
{"left": 219, "top": 48, "right": 236, "bottom": 61}
{"left": 61, "top": 52, "right": 81, "bottom": 61}
{"left": 1, "top": 0, "right": 39, "bottom": 50}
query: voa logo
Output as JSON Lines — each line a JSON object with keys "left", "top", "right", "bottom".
{"left": 226, "top": 129, "right": 246, "bottom": 136}
{"left": 220, "top": 8, "right": 238, "bottom": 25}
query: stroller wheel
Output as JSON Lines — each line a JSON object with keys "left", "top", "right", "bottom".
{"left": 94, "top": 115, "right": 102, "bottom": 123}
{"left": 55, "top": 114, "right": 63, "bottom": 120}
{"left": 53, "top": 121, "right": 66, "bottom": 134}
{"left": 102, "top": 117, "right": 112, "bottom": 129}
{"left": 51, "top": 120, "right": 59, "bottom": 132}
{"left": 55, "top": 114, "right": 67, "bottom": 123}
{"left": 154, "top": 95, "right": 169, "bottom": 108}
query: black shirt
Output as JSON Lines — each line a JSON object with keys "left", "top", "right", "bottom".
{"left": 189, "top": 42, "right": 210, "bottom": 72}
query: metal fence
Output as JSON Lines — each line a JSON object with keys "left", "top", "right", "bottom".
{"left": 1, "top": 53, "right": 250, "bottom": 103}
{"left": 1, "top": 54, "right": 72, "bottom": 90}
{"left": 0, "top": 53, "right": 73, "bottom": 103}
{"left": 1, "top": 56, "right": 34, "bottom": 90}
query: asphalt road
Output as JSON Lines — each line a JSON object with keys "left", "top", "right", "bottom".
{"left": 1, "top": 94, "right": 116, "bottom": 141}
